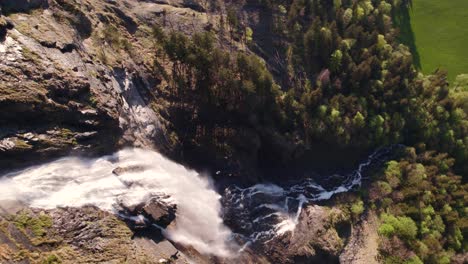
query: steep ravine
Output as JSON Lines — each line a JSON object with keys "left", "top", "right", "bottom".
{"left": 0, "top": 146, "right": 396, "bottom": 263}
{"left": 0, "top": 1, "right": 389, "bottom": 263}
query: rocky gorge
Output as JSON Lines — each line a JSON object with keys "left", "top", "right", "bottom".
{"left": 0, "top": 0, "right": 466, "bottom": 264}
{"left": 0, "top": 1, "right": 381, "bottom": 263}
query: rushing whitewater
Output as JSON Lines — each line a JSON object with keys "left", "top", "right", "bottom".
{"left": 0, "top": 148, "right": 234, "bottom": 257}
{"left": 223, "top": 146, "right": 401, "bottom": 244}
{"left": 0, "top": 145, "right": 401, "bottom": 257}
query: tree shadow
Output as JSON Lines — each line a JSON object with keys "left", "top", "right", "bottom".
{"left": 392, "top": 3, "right": 422, "bottom": 69}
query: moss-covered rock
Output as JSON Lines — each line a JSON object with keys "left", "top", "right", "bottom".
{"left": 0, "top": 206, "right": 193, "bottom": 264}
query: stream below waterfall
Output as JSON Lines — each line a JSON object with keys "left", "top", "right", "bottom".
{"left": 0, "top": 146, "right": 401, "bottom": 257}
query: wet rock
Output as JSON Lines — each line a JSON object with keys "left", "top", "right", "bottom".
{"left": 0, "top": 138, "right": 15, "bottom": 151}
{"left": 112, "top": 165, "right": 146, "bottom": 176}
{"left": 75, "top": 131, "right": 98, "bottom": 140}
{"left": 80, "top": 109, "right": 98, "bottom": 116}
{"left": 119, "top": 197, "right": 176, "bottom": 228}
{"left": 133, "top": 237, "right": 186, "bottom": 263}
{"left": 263, "top": 205, "right": 350, "bottom": 264}
{"left": 143, "top": 198, "right": 176, "bottom": 227}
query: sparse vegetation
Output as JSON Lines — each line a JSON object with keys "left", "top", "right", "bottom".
{"left": 350, "top": 199, "right": 365, "bottom": 220}
{"left": 12, "top": 210, "right": 52, "bottom": 237}
{"left": 42, "top": 254, "right": 61, "bottom": 264}
{"left": 101, "top": 25, "right": 121, "bottom": 48}
{"left": 21, "top": 46, "right": 41, "bottom": 63}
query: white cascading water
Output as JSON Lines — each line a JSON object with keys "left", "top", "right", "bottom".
{"left": 0, "top": 148, "right": 235, "bottom": 257}
{"left": 222, "top": 146, "right": 400, "bottom": 245}
{"left": 0, "top": 65, "right": 402, "bottom": 255}
{"left": 0, "top": 145, "right": 400, "bottom": 256}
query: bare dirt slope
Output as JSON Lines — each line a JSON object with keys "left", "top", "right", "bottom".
{"left": 340, "top": 211, "right": 380, "bottom": 264}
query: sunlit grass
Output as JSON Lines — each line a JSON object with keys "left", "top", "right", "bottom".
{"left": 396, "top": 0, "right": 468, "bottom": 82}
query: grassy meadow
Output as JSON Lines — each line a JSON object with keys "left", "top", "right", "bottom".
{"left": 394, "top": 0, "right": 468, "bottom": 82}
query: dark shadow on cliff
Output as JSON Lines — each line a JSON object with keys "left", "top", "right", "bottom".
{"left": 392, "top": 3, "right": 421, "bottom": 69}
{"left": 293, "top": 248, "right": 340, "bottom": 264}
{"left": 131, "top": 226, "right": 166, "bottom": 243}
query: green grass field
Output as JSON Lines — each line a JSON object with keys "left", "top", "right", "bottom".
{"left": 394, "top": 0, "right": 468, "bottom": 83}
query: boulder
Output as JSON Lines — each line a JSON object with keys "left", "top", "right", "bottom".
{"left": 112, "top": 165, "right": 147, "bottom": 176}
{"left": 119, "top": 198, "right": 176, "bottom": 228}
{"left": 451, "top": 253, "right": 468, "bottom": 264}
{"left": 142, "top": 198, "right": 176, "bottom": 227}
{"left": 262, "top": 205, "right": 351, "bottom": 264}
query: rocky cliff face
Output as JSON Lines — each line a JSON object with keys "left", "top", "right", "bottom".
{"left": 0, "top": 0, "right": 259, "bottom": 175}
{"left": 0, "top": 0, "right": 120, "bottom": 169}
{"left": 0, "top": 0, "right": 205, "bottom": 170}
{"left": 0, "top": 0, "right": 346, "bottom": 180}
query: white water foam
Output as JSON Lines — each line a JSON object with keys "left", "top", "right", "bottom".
{"left": 0, "top": 148, "right": 235, "bottom": 257}
{"left": 0, "top": 145, "right": 401, "bottom": 256}
{"left": 223, "top": 146, "right": 400, "bottom": 246}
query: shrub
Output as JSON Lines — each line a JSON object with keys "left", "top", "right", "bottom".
{"left": 351, "top": 200, "right": 365, "bottom": 218}
{"left": 43, "top": 254, "right": 61, "bottom": 264}
{"left": 380, "top": 214, "right": 417, "bottom": 240}
{"left": 245, "top": 27, "right": 253, "bottom": 43}
{"left": 379, "top": 223, "right": 395, "bottom": 237}
{"left": 377, "top": 181, "right": 392, "bottom": 195}
{"left": 405, "top": 256, "right": 423, "bottom": 264}
{"left": 385, "top": 161, "right": 401, "bottom": 179}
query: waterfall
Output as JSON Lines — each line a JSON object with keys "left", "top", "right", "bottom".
{"left": 112, "top": 69, "right": 166, "bottom": 148}
{"left": 0, "top": 148, "right": 236, "bottom": 257}
{"left": 0, "top": 66, "right": 402, "bottom": 256}
{"left": 222, "top": 146, "right": 401, "bottom": 245}
{"left": 0, "top": 146, "right": 400, "bottom": 256}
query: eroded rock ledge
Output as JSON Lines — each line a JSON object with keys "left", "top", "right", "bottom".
{"left": 0, "top": 0, "right": 228, "bottom": 171}
{"left": 0, "top": 206, "right": 189, "bottom": 263}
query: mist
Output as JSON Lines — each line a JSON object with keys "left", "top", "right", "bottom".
{"left": 0, "top": 148, "right": 235, "bottom": 257}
